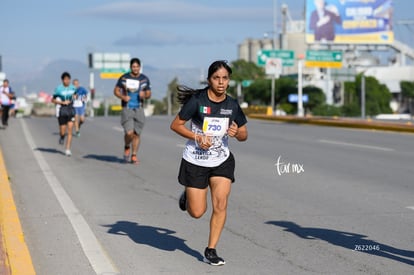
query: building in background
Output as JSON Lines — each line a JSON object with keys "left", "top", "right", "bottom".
{"left": 238, "top": 1, "right": 414, "bottom": 111}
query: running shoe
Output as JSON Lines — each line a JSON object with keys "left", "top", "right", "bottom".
{"left": 204, "top": 247, "right": 225, "bottom": 266}
{"left": 76, "top": 131, "right": 80, "bottom": 137}
{"left": 179, "top": 191, "right": 187, "bottom": 211}
{"left": 123, "top": 146, "right": 130, "bottom": 163}
{"left": 59, "top": 136, "right": 64, "bottom": 145}
{"left": 131, "top": 154, "right": 139, "bottom": 165}
{"left": 65, "top": 149, "right": 72, "bottom": 156}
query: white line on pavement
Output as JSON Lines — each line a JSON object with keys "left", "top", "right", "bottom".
{"left": 20, "top": 119, "right": 119, "bottom": 275}
{"left": 112, "top": 126, "right": 123, "bottom": 132}
{"left": 318, "top": 139, "right": 395, "bottom": 152}
{"left": 406, "top": 206, "right": 414, "bottom": 210}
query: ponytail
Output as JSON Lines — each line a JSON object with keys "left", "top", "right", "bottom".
{"left": 176, "top": 60, "right": 232, "bottom": 105}
{"left": 177, "top": 85, "right": 208, "bottom": 105}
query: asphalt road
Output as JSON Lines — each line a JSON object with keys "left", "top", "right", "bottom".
{"left": 0, "top": 115, "right": 413, "bottom": 275}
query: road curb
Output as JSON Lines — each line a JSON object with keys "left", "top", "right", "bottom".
{"left": 0, "top": 147, "right": 36, "bottom": 275}
{"left": 249, "top": 114, "right": 414, "bottom": 133}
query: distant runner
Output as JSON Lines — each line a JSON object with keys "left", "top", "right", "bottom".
{"left": 0, "top": 79, "right": 15, "bottom": 128}
{"left": 113, "top": 58, "right": 152, "bottom": 164}
{"left": 72, "top": 79, "right": 88, "bottom": 137}
{"left": 52, "top": 72, "right": 76, "bottom": 156}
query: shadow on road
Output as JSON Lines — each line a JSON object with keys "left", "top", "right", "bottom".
{"left": 103, "top": 221, "right": 204, "bottom": 262}
{"left": 83, "top": 154, "right": 124, "bottom": 163}
{"left": 266, "top": 220, "right": 414, "bottom": 266}
{"left": 35, "top": 147, "right": 65, "bottom": 155}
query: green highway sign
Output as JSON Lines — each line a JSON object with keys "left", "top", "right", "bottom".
{"left": 100, "top": 68, "right": 129, "bottom": 73}
{"left": 257, "top": 50, "right": 295, "bottom": 67}
{"left": 305, "top": 50, "right": 343, "bottom": 68}
{"left": 242, "top": 80, "right": 253, "bottom": 87}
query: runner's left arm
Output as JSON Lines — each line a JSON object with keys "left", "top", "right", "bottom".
{"left": 228, "top": 121, "right": 248, "bottom": 141}
{"left": 139, "top": 77, "right": 152, "bottom": 100}
{"left": 228, "top": 104, "right": 248, "bottom": 141}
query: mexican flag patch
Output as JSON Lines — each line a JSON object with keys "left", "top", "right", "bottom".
{"left": 199, "top": 106, "right": 211, "bottom": 114}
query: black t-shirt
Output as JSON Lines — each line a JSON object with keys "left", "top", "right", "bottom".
{"left": 179, "top": 90, "right": 247, "bottom": 129}
{"left": 178, "top": 90, "right": 247, "bottom": 167}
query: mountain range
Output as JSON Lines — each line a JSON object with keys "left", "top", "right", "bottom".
{"left": 7, "top": 59, "right": 204, "bottom": 100}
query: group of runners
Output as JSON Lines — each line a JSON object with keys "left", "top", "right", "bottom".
{"left": 52, "top": 58, "right": 248, "bottom": 266}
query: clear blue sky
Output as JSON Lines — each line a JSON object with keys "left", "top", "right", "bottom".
{"left": 1, "top": 0, "right": 413, "bottom": 77}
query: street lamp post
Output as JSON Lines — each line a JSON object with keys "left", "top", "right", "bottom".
{"left": 297, "top": 57, "right": 304, "bottom": 117}
{"left": 361, "top": 74, "right": 366, "bottom": 119}
{"left": 89, "top": 70, "right": 95, "bottom": 118}
{"left": 271, "top": 74, "right": 276, "bottom": 114}
{"left": 273, "top": 0, "right": 278, "bottom": 49}
{"left": 270, "top": 0, "right": 278, "bottom": 115}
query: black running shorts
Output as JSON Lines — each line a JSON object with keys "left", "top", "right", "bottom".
{"left": 58, "top": 115, "right": 75, "bottom": 126}
{"left": 178, "top": 153, "right": 235, "bottom": 189}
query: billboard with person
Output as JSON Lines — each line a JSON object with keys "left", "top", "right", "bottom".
{"left": 306, "top": 0, "right": 393, "bottom": 44}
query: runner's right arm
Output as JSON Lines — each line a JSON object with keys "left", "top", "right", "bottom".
{"left": 113, "top": 86, "right": 129, "bottom": 102}
{"left": 170, "top": 115, "right": 211, "bottom": 150}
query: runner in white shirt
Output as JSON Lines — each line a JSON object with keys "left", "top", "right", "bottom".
{"left": 0, "top": 79, "right": 15, "bottom": 128}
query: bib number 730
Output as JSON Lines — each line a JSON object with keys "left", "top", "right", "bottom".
{"left": 202, "top": 117, "right": 229, "bottom": 136}
{"left": 208, "top": 124, "right": 222, "bottom": 131}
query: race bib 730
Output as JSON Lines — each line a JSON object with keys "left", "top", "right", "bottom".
{"left": 202, "top": 117, "right": 229, "bottom": 136}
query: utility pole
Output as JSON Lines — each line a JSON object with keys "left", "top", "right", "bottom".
{"left": 269, "top": 0, "right": 278, "bottom": 115}
{"left": 89, "top": 60, "right": 95, "bottom": 117}
{"left": 297, "top": 58, "right": 304, "bottom": 117}
{"left": 273, "top": 0, "right": 278, "bottom": 49}
{"left": 361, "top": 74, "right": 366, "bottom": 119}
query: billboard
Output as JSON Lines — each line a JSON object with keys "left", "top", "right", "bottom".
{"left": 306, "top": 0, "right": 393, "bottom": 44}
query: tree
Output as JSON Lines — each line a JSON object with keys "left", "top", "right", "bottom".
{"left": 400, "top": 81, "right": 414, "bottom": 98}
{"left": 277, "top": 84, "right": 326, "bottom": 115}
{"left": 356, "top": 75, "right": 392, "bottom": 116}
{"left": 243, "top": 75, "right": 328, "bottom": 115}
{"left": 230, "top": 60, "right": 265, "bottom": 82}
{"left": 153, "top": 77, "right": 181, "bottom": 115}
{"left": 342, "top": 76, "right": 393, "bottom": 117}
{"left": 228, "top": 60, "right": 266, "bottom": 99}
{"left": 401, "top": 81, "right": 414, "bottom": 98}
{"left": 276, "top": 77, "right": 299, "bottom": 104}
{"left": 167, "top": 77, "right": 181, "bottom": 115}
{"left": 400, "top": 81, "right": 414, "bottom": 114}
{"left": 243, "top": 77, "right": 297, "bottom": 106}
{"left": 303, "top": 85, "right": 326, "bottom": 111}
{"left": 152, "top": 99, "right": 167, "bottom": 115}
{"left": 243, "top": 79, "right": 271, "bottom": 104}
{"left": 342, "top": 81, "right": 360, "bottom": 116}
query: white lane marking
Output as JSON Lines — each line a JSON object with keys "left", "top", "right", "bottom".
{"left": 20, "top": 119, "right": 119, "bottom": 274}
{"left": 406, "top": 206, "right": 414, "bottom": 210}
{"left": 318, "top": 139, "right": 394, "bottom": 152}
{"left": 112, "top": 126, "right": 123, "bottom": 132}
{"left": 176, "top": 143, "right": 185, "bottom": 148}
